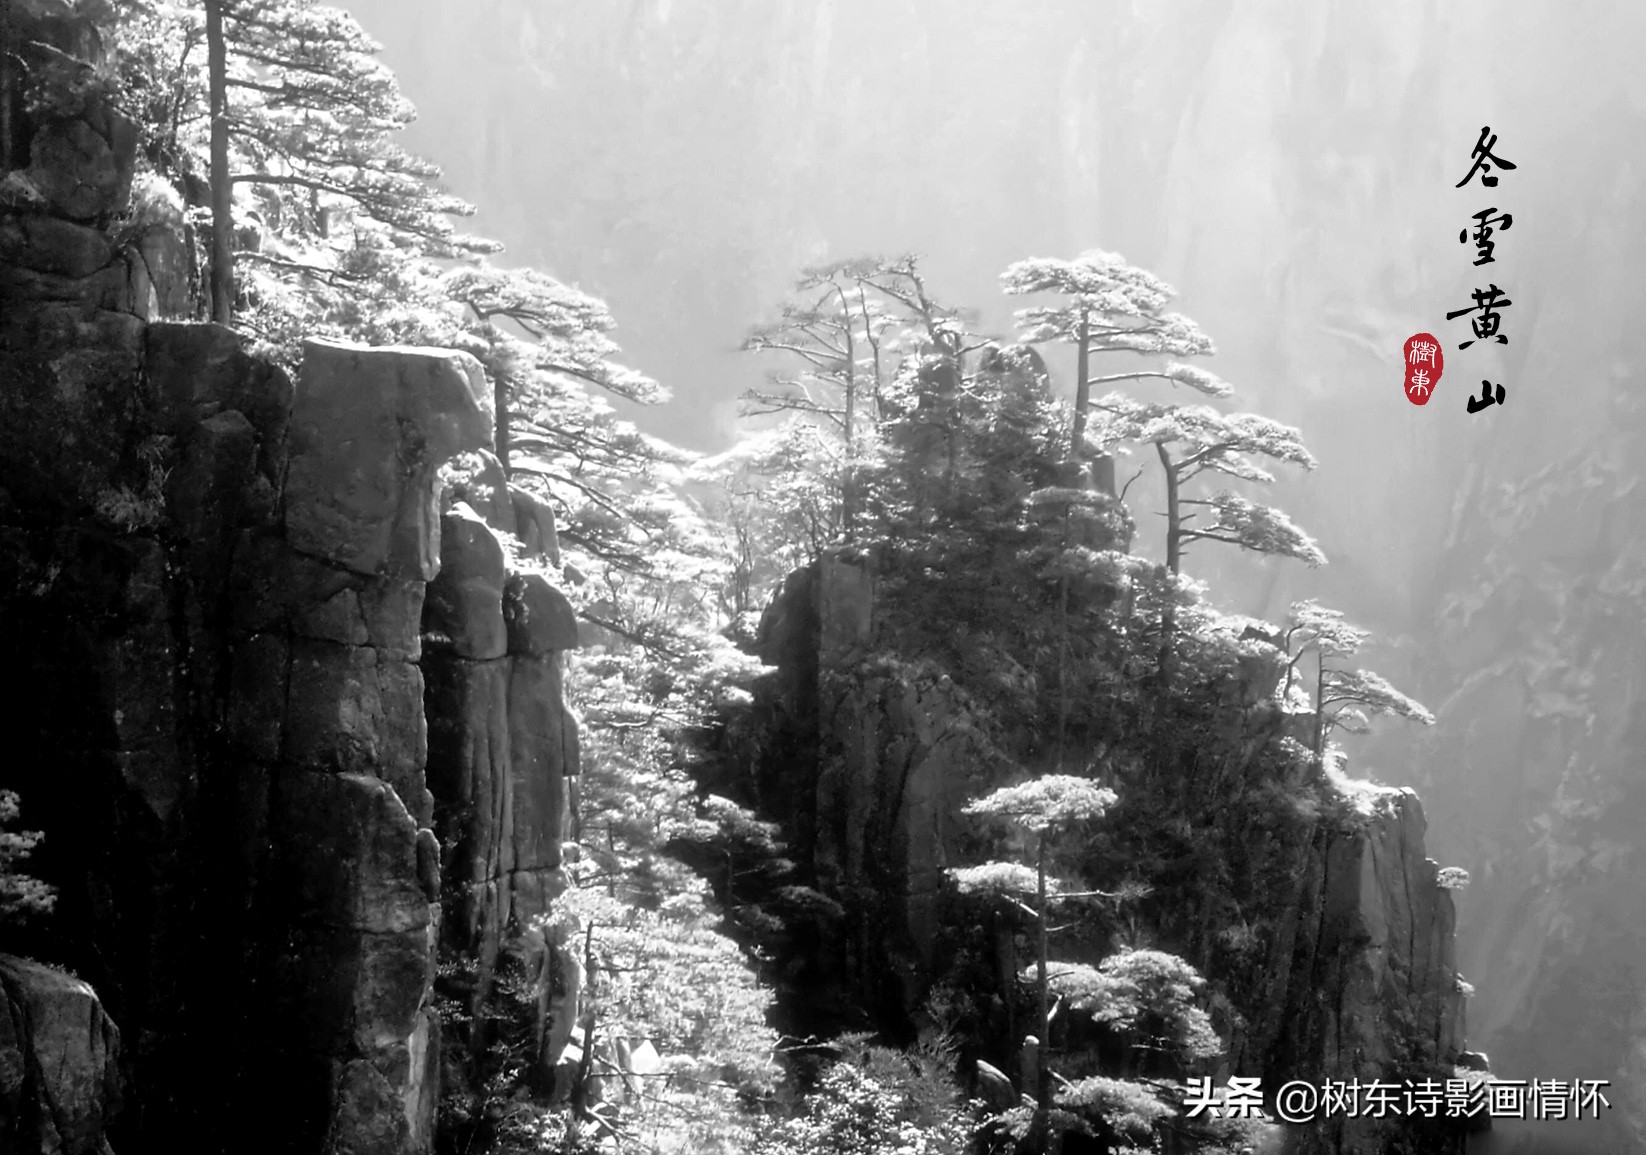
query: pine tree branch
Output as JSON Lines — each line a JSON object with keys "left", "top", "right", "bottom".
{"left": 1086, "top": 370, "right": 1190, "bottom": 386}
{"left": 738, "top": 392, "right": 848, "bottom": 431}
{"left": 745, "top": 340, "right": 842, "bottom": 370}
{"left": 237, "top": 250, "right": 355, "bottom": 284}
{"left": 577, "top": 612, "right": 682, "bottom": 658}
{"left": 507, "top": 462, "right": 636, "bottom": 527}
{"left": 224, "top": 77, "right": 296, "bottom": 97}
{"left": 1178, "top": 530, "right": 1245, "bottom": 547}
{"left": 1118, "top": 466, "right": 1145, "bottom": 502}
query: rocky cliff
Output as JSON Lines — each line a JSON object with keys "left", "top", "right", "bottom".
{"left": 725, "top": 550, "right": 1477, "bottom": 1155}
{"left": 0, "top": 4, "right": 581, "bottom": 1151}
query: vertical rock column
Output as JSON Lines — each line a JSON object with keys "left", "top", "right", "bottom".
{"left": 422, "top": 458, "right": 582, "bottom": 1085}
{"left": 225, "top": 339, "right": 492, "bottom": 1154}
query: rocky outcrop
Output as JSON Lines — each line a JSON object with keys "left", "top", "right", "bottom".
{"left": 0, "top": 955, "right": 122, "bottom": 1155}
{"left": 0, "top": 5, "right": 581, "bottom": 1151}
{"left": 732, "top": 549, "right": 1475, "bottom": 1153}
{"left": 1256, "top": 789, "right": 1469, "bottom": 1155}
{"left": 743, "top": 555, "right": 997, "bottom": 1025}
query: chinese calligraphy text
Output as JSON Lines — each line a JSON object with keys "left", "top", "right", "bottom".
{"left": 1450, "top": 125, "right": 1517, "bottom": 415}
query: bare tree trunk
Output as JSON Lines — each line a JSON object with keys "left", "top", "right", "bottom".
{"left": 1054, "top": 495, "right": 1074, "bottom": 769}
{"left": 1054, "top": 574, "right": 1070, "bottom": 770}
{"left": 205, "top": 0, "right": 233, "bottom": 324}
{"left": 942, "top": 334, "right": 960, "bottom": 502}
{"left": 837, "top": 285, "right": 857, "bottom": 536}
{"left": 1314, "top": 654, "right": 1327, "bottom": 758}
{"left": 1158, "top": 443, "right": 1182, "bottom": 685}
{"left": 1000, "top": 914, "right": 1019, "bottom": 1061}
{"left": 1159, "top": 442, "right": 1182, "bottom": 576}
{"left": 1071, "top": 310, "right": 1090, "bottom": 454}
{"left": 494, "top": 373, "right": 511, "bottom": 476}
{"left": 856, "top": 285, "right": 882, "bottom": 417}
{"left": 1071, "top": 309, "right": 1117, "bottom": 496}
{"left": 1033, "top": 833, "right": 1051, "bottom": 1150}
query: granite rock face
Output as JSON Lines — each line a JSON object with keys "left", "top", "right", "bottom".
{"left": 1257, "top": 790, "right": 1469, "bottom": 1155}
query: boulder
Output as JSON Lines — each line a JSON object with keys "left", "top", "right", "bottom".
{"left": 974, "top": 1059, "right": 1017, "bottom": 1112}
{"left": 0, "top": 955, "right": 122, "bottom": 1155}
{"left": 0, "top": 216, "right": 113, "bottom": 278}
{"left": 424, "top": 505, "right": 507, "bottom": 660}
{"left": 25, "top": 107, "right": 137, "bottom": 221}
{"left": 509, "top": 484, "right": 560, "bottom": 564}
{"left": 503, "top": 572, "right": 579, "bottom": 656}
{"left": 448, "top": 450, "right": 515, "bottom": 537}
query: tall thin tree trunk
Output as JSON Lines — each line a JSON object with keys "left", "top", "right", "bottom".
{"left": 1054, "top": 498, "right": 1073, "bottom": 769}
{"left": 838, "top": 286, "right": 856, "bottom": 536}
{"left": 1157, "top": 443, "right": 1181, "bottom": 685}
{"left": 1071, "top": 309, "right": 1117, "bottom": 496}
{"left": 941, "top": 336, "right": 960, "bottom": 501}
{"left": 1071, "top": 310, "right": 1090, "bottom": 454}
{"left": 856, "top": 286, "right": 882, "bottom": 418}
{"left": 1314, "top": 654, "right": 1327, "bottom": 758}
{"left": 205, "top": 0, "right": 233, "bottom": 324}
{"left": 1034, "top": 833, "right": 1051, "bottom": 1149}
{"left": 1159, "top": 443, "right": 1182, "bottom": 576}
{"left": 1054, "top": 574, "right": 1070, "bottom": 770}
{"left": 1002, "top": 914, "right": 1019, "bottom": 1064}
{"left": 494, "top": 373, "right": 511, "bottom": 476}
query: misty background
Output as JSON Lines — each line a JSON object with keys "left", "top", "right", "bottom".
{"left": 341, "top": 1, "right": 1646, "bottom": 1148}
